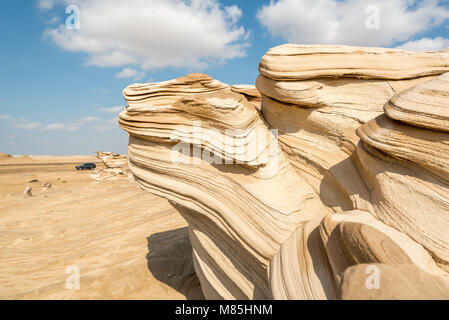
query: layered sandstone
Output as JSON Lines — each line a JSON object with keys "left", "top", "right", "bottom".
{"left": 356, "top": 73, "right": 449, "bottom": 273}
{"left": 119, "top": 45, "right": 449, "bottom": 300}
{"left": 90, "top": 151, "right": 131, "bottom": 181}
{"left": 96, "top": 151, "right": 128, "bottom": 169}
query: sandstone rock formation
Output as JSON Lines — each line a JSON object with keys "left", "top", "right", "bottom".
{"left": 341, "top": 264, "right": 449, "bottom": 300}
{"left": 356, "top": 72, "right": 449, "bottom": 273}
{"left": 96, "top": 151, "right": 128, "bottom": 168}
{"left": 90, "top": 151, "right": 131, "bottom": 181}
{"left": 231, "top": 85, "right": 262, "bottom": 109}
{"left": 119, "top": 45, "right": 449, "bottom": 300}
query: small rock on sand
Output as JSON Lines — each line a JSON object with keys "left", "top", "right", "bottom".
{"left": 24, "top": 186, "right": 32, "bottom": 198}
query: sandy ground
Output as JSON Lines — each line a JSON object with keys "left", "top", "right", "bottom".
{"left": 0, "top": 154, "right": 203, "bottom": 300}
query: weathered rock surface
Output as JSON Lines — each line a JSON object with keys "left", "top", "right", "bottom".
{"left": 119, "top": 45, "right": 449, "bottom": 300}
{"left": 231, "top": 85, "right": 262, "bottom": 109}
{"left": 23, "top": 186, "right": 32, "bottom": 198}
{"left": 91, "top": 151, "right": 131, "bottom": 181}
{"left": 341, "top": 264, "right": 449, "bottom": 300}
{"left": 120, "top": 73, "right": 328, "bottom": 299}
{"left": 259, "top": 44, "right": 449, "bottom": 80}
{"left": 385, "top": 72, "right": 449, "bottom": 132}
{"left": 357, "top": 73, "right": 449, "bottom": 272}
{"left": 96, "top": 151, "right": 128, "bottom": 169}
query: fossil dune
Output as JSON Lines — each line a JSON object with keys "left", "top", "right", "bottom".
{"left": 119, "top": 45, "right": 449, "bottom": 300}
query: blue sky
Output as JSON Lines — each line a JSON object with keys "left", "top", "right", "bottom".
{"left": 1, "top": 0, "right": 448, "bottom": 155}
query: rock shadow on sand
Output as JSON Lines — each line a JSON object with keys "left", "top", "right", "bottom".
{"left": 146, "top": 227, "right": 204, "bottom": 300}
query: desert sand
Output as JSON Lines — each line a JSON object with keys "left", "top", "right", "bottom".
{"left": 0, "top": 155, "right": 203, "bottom": 300}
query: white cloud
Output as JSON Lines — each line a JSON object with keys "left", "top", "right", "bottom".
{"left": 43, "top": 117, "right": 101, "bottom": 131}
{"left": 80, "top": 116, "right": 100, "bottom": 123}
{"left": 257, "top": 0, "right": 449, "bottom": 47}
{"left": 225, "top": 5, "right": 242, "bottom": 24}
{"left": 42, "top": 0, "right": 248, "bottom": 71}
{"left": 96, "top": 118, "right": 119, "bottom": 132}
{"left": 44, "top": 123, "right": 67, "bottom": 131}
{"left": 38, "top": 0, "right": 57, "bottom": 10}
{"left": 1, "top": 113, "right": 104, "bottom": 132}
{"left": 44, "top": 122, "right": 80, "bottom": 131}
{"left": 14, "top": 121, "right": 42, "bottom": 130}
{"left": 396, "top": 36, "right": 449, "bottom": 51}
{"left": 115, "top": 68, "right": 145, "bottom": 81}
{"left": 45, "top": 16, "right": 61, "bottom": 25}
{"left": 1, "top": 114, "right": 43, "bottom": 130}
{"left": 98, "top": 106, "right": 124, "bottom": 114}
{"left": 66, "top": 124, "right": 80, "bottom": 132}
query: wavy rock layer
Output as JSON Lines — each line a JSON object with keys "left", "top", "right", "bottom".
{"left": 231, "top": 85, "right": 262, "bottom": 109}
{"left": 257, "top": 47, "right": 448, "bottom": 215}
{"left": 357, "top": 73, "right": 449, "bottom": 272}
{"left": 119, "top": 45, "right": 449, "bottom": 300}
{"left": 91, "top": 152, "right": 131, "bottom": 181}
{"left": 385, "top": 72, "right": 449, "bottom": 132}
{"left": 120, "top": 73, "right": 332, "bottom": 299}
{"left": 96, "top": 152, "right": 128, "bottom": 169}
{"left": 259, "top": 44, "right": 449, "bottom": 80}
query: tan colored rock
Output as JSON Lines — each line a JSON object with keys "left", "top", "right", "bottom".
{"left": 356, "top": 74, "right": 449, "bottom": 272}
{"left": 256, "top": 47, "right": 447, "bottom": 215}
{"left": 259, "top": 44, "right": 449, "bottom": 81}
{"left": 231, "top": 85, "right": 261, "bottom": 99}
{"left": 356, "top": 142, "right": 449, "bottom": 271}
{"left": 357, "top": 114, "right": 449, "bottom": 180}
{"left": 341, "top": 264, "right": 449, "bottom": 300}
{"left": 123, "top": 73, "right": 229, "bottom": 111}
{"left": 23, "top": 186, "right": 32, "bottom": 198}
{"left": 118, "top": 45, "right": 449, "bottom": 300}
{"left": 260, "top": 94, "right": 373, "bottom": 213}
{"left": 257, "top": 74, "right": 393, "bottom": 114}
{"left": 120, "top": 73, "right": 333, "bottom": 299}
{"left": 120, "top": 76, "right": 276, "bottom": 167}
{"left": 270, "top": 214, "right": 337, "bottom": 300}
{"left": 91, "top": 152, "right": 130, "bottom": 182}
{"left": 96, "top": 151, "right": 128, "bottom": 169}
{"left": 320, "top": 210, "right": 445, "bottom": 287}
{"left": 231, "top": 85, "right": 262, "bottom": 109}
{"left": 385, "top": 72, "right": 449, "bottom": 132}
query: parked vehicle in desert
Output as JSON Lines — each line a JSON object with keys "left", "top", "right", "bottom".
{"left": 76, "top": 163, "right": 97, "bottom": 170}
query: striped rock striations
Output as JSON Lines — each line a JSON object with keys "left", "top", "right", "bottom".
{"left": 91, "top": 151, "right": 131, "bottom": 181}
{"left": 119, "top": 73, "right": 331, "bottom": 299}
{"left": 119, "top": 45, "right": 449, "bottom": 300}
{"left": 356, "top": 72, "right": 449, "bottom": 274}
